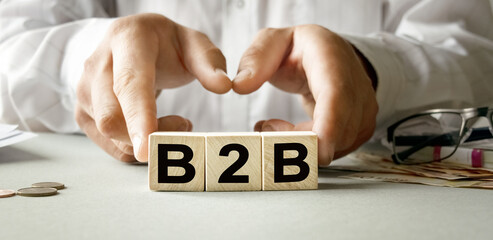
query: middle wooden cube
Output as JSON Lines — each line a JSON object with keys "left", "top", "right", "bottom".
{"left": 205, "top": 132, "right": 262, "bottom": 191}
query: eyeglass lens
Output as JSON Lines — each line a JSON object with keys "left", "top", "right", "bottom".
{"left": 393, "top": 113, "right": 463, "bottom": 163}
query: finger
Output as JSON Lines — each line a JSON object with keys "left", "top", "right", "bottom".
{"left": 111, "top": 116, "right": 191, "bottom": 157}
{"left": 91, "top": 57, "right": 130, "bottom": 143}
{"left": 112, "top": 33, "right": 159, "bottom": 162}
{"left": 260, "top": 119, "right": 295, "bottom": 131}
{"left": 254, "top": 120, "right": 266, "bottom": 131}
{"left": 178, "top": 27, "right": 232, "bottom": 94}
{"left": 296, "top": 26, "right": 358, "bottom": 166}
{"left": 232, "top": 27, "right": 293, "bottom": 94}
{"left": 311, "top": 89, "right": 352, "bottom": 166}
{"left": 77, "top": 43, "right": 111, "bottom": 118}
{"left": 293, "top": 121, "right": 314, "bottom": 131}
{"left": 75, "top": 105, "right": 136, "bottom": 163}
{"left": 112, "top": 139, "right": 134, "bottom": 156}
{"left": 333, "top": 120, "right": 376, "bottom": 159}
{"left": 157, "top": 115, "right": 192, "bottom": 131}
{"left": 333, "top": 100, "right": 377, "bottom": 159}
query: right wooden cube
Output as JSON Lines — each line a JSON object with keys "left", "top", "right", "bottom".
{"left": 261, "top": 131, "right": 318, "bottom": 191}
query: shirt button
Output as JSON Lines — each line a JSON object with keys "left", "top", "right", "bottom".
{"left": 236, "top": 0, "right": 245, "bottom": 8}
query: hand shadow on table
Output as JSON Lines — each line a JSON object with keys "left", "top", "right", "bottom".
{"left": 0, "top": 146, "right": 46, "bottom": 164}
{"left": 317, "top": 169, "right": 381, "bottom": 190}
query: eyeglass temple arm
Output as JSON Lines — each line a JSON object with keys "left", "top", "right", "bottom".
{"left": 464, "top": 127, "right": 493, "bottom": 142}
{"left": 392, "top": 133, "right": 457, "bottom": 163}
{"left": 391, "top": 126, "right": 493, "bottom": 163}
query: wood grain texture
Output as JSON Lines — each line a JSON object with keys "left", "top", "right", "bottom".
{"left": 262, "top": 131, "right": 318, "bottom": 191}
{"left": 206, "top": 132, "right": 261, "bottom": 191}
{"left": 149, "top": 132, "right": 205, "bottom": 191}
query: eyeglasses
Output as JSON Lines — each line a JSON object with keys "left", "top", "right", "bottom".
{"left": 387, "top": 107, "right": 493, "bottom": 164}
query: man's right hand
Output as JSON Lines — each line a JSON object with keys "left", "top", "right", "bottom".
{"left": 75, "top": 13, "right": 231, "bottom": 162}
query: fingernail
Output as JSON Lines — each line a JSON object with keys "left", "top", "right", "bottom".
{"left": 319, "top": 163, "right": 331, "bottom": 168}
{"left": 215, "top": 69, "right": 230, "bottom": 79}
{"left": 233, "top": 70, "right": 251, "bottom": 82}
{"left": 262, "top": 124, "right": 274, "bottom": 131}
{"left": 132, "top": 136, "right": 142, "bottom": 158}
{"left": 254, "top": 120, "right": 265, "bottom": 131}
{"left": 177, "top": 120, "right": 189, "bottom": 131}
{"left": 186, "top": 119, "right": 193, "bottom": 131}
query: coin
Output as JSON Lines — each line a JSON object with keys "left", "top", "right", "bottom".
{"left": 0, "top": 189, "right": 16, "bottom": 198}
{"left": 32, "top": 182, "right": 65, "bottom": 190}
{"left": 17, "top": 187, "right": 58, "bottom": 197}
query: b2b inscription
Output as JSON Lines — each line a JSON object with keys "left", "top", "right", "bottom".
{"left": 149, "top": 132, "right": 318, "bottom": 191}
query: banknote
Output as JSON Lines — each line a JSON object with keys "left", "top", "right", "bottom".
{"left": 330, "top": 152, "right": 493, "bottom": 189}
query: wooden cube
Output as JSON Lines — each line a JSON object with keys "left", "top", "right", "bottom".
{"left": 149, "top": 132, "right": 205, "bottom": 191}
{"left": 206, "top": 132, "right": 261, "bottom": 191}
{"left": 261, "top": 131, "right": 318, "bottom": 191}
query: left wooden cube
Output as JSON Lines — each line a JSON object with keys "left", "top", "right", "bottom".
{"left": 149, "top": 132, "right": 205, "bottom": 191}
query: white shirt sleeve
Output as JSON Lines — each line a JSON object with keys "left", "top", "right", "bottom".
{"left": 343, "top": 0, "right": 493, "bottom": 140}
{"left": 0, "top": 0, "right": 114, "bottom": 132}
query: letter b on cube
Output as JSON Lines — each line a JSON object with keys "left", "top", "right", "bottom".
{"left": 149, "top": 132, "right": 205, "bottom": 191}
{"left": 262, "top": 131, "right": 318, "bottom": 190}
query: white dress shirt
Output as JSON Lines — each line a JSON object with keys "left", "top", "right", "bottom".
{"left": 1, "top": 0, "right": 492, "bottom": 143}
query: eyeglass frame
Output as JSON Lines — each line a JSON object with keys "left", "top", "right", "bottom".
{"left": 387, "top": 106, "right": 493, "bottom": 164}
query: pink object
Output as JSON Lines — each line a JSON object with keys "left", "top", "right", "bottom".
{"left": 433, "top": 146, "right": 441, "bottom": 161}
{"left": 471, "top": 149, "right": 483, "bottom": 168}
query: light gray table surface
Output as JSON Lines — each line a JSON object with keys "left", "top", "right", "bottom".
{"left": 1, "top": 133, "right": 492, "bottom": 240}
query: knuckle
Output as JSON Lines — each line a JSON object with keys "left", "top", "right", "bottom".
{"left": 243, "top": 45, "right": 265, "bottom": 59}
{"left": 117, "top": 152, "right": 136, "bottom": 163}
{"left": 111, "top": 14, "right": 169, "bottom": 38}
{"left": 83, "top": 57, "right": 97, "bottom": 73}
{"left": 256, "top": 27, "right": 286, "bottom": 40}
{"left": 311, "top": 24, "right": 327, "bottom": 32}
{"left": 193, "top": 30, "right": 209, "bottom": 40}
{"left": 204, "top": 46, "right": 224, "bottom": 59}
{"left": 120, "top": 144, "right": 134, "bottom": 155}
{"left": 240, "top": 46, "right": 268, "bottom": 68}
{"left": 96, "top": 113, "right": 121, "bottom": 138}
{"left": 122, "top": 109, "right": 141, "bottom": 130}
{"left": 294, "top": 24, "right": 339, "bottom": 43}
{"left": 110, "top": 16, "right": 142, "bottom": 35}
{"left": 298, "top": 24, "right": 329, "bottom": 33}
{"left": 113, "top": 68, "right": 137, "bottom": 97}
{"left": 198, "top": 46, "right": 226, "bottom": 64}
{"left": 113, "top": 140, "right": 133, "bottom": 155}
{"left": 111, "top": 147, "right": 131, "bottom": 162}
{"left": 84, "top": 54, "right": 99, "bottom": 74}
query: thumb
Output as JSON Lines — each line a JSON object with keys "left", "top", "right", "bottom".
{"left": 258, "top": 119, "right": 295, "bottom": 131}
{"left": 178, "top": 27, "right": 232, "bottom": 94}
{"left": 233, "top": 27, "right": 293, "bottom": 94}
{"left": 157, "top": 115, "right": 193, "bottom": 131}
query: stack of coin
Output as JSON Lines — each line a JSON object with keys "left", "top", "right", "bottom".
{"left": 0, "top": 182, "right": 65, "bottom": 198}
{"left": 31, "top": 182, "right": 65, "bottom": 190}
{"left": 17, "top": 187, "right": 58, "bottom": 197}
